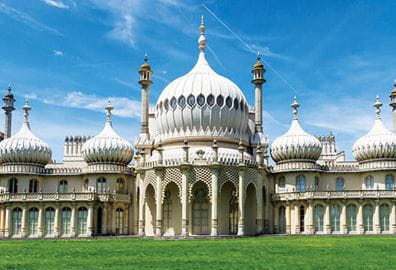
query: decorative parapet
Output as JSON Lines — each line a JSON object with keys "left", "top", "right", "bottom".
{"left": 0, "top": 192, "right": 131, "bottom": 203}
{"left": 272, "top": 161, "right": 322, "bottom": 172}
{"left": 271, "top": 189, "right": 396, "bottom": 202}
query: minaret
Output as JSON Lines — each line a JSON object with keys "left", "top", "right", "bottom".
{"left": 251, "top": 52, "right": 266, "bottom": 132}
{"left": 389, "top": 80, "right": 396, "bottom": 133}
{"left": 2, "top": 85, "right": 15, "bottom": 139}
{"left": 138, "top": 53, "right": 152, "bottom": 137}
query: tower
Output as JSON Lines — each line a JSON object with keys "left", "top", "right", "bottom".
{"left": 138, "top": 53, "right": 153, "bottom": 141}
{"left": 251, "top": 52, "right": 266, "bottom": 133}
{"left": 2, "top": 85, "right": 15, "bottom": 139}
{"left": 389, "top": 80, "right": 396, "bottom": 133}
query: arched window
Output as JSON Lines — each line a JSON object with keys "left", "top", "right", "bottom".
{"left": 8, "top": 178, "right": 18, "bottom": 193}
{"left": 296, "top": 175, "right": 306, "bottom": 192}
{"left": 96, "top": 177, "right": 107, "bottom": 193}
{"left": 116, "top": 178, "right": 125, "bottom": 194}
{"left": 278, "top": 176, "right": 286, "bottom": 191}
{"left": 61, "top": 207, "right": 71, "bottom": 235}
{"left": 29, "top": 179, "right": 38, "bottom": 193}
{"left": 330, "top": 205, "right": 340, "bottom": 232}
{"left": 45, "top": 207, "right": 55, "bottom": 235}
{"left": 163, "top": 189, "right": 172, "bottom": 232}
{"left": 335, "top": 177, "right": 345, "bottom": 191}
{"left": 28, "top": 208, "right": 39, "bottom": 236}
{"left": 187, "top": 94, "right": 195, "bottom": 107}
{"left": 192, "top": 187, "right": 209, "bottom": 235}
{"left": 380, "top": 204, "right": 390, "bottom": 232}
{"left": 346, "top": 204, "right": 357, "bottom": 232}
{"left": 365, "top": 175, "right": 374, "bottom": 189}
{"left": 229, "top": 189, "right": 238, "bottom": 235}
{"left": 77, "top": 207, "right": 88, "bottom": 235}
{"left": 115, "top": 208, "right": 124, "bottom": 234}
{"left": 299, "top": 205, "right": 305, "bottom": 232}
{"left": 278, "top": 206, "right": 286, "bottom": 233}
{"left": 313, "top": 205, "right": 324, "bottom": 232}
{"left": 178, "top": 95, "right": 186, "bottom": 108}
{"left": 216, "top": 95, "right": 224, "bottom": 107}
{"left": 385, "top": 175, "right": 394, "bottom": 190}
{"left": 363, "top": 204, "right": 373, "bottom": 232}
{"left": 59, "top": 180, "right": 68, "bottom": 193}
{"left": 12, "top": 208, "right": 22, "bottom": 236}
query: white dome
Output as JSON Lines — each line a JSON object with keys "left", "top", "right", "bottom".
{"left": 82, "top": 102, "right": 133, "bottom": 165}
{"left": 154, "top": 20, "right": 249, "bottom": 142}
{"left": 270, "top": 98, "right": 322, "bottom": 163}
{"left": 352, "top": 97, "right": 396, "bottom": 162}
{"left": 0, "top": 101, "right": 51, "bottom": 166}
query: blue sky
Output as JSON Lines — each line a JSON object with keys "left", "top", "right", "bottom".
{"left": 0, "top": 0, "right": 395, "bottom": 162}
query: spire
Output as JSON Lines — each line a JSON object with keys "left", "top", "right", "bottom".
{"left": 198, "top": 15, "right": 206, "bottom": 52}
{"left": 22, "top": 99, "right": 31, "bottom": 129}
{"left": 105, "top": 99, "right": 113, "bottom": 125}
{"left": 373, "top": 96, "right": 382, "bottom": 119}
{"left": 291, "top": 96, "right": 300, "bottom": 120}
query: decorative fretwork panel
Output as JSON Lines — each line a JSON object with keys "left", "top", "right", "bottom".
{"left": 162, "top": 167, "right": 182, "bottom": 203}
{"left": 188, "top": 167, "right": 212, "bottom": 202}
{"left": 218, "top": 167, "right": 238, "bottom": 193}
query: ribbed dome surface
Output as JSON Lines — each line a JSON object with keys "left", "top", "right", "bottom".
{"left": 0, "top": 102, "right": 51, "bottom": 166}
{"left": 82, "top": 102, "right": 133, "bottom": 165}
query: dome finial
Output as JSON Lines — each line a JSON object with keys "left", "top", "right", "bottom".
{"left": 22, "top": 99, "right": 31, "bottom": 126}
{"left": 198, "top": 15, "right": 206, "bottom": 52}
{"left": 7, "top": 83, "right": 11, "bottom": 92}
{"left": 144, "top": 53, "right": 148, "bottom": 63}
{"left": 291, "top": 96, "right": 300, "bottom": 120}
{"left": 105, "top": 99, "right": 113, "bottom": 123}
{"left": 373, "top": 95, "right": 382, "bottom": 119}
{"left": 257, "top": 51, "right": 261, "bottom": 62}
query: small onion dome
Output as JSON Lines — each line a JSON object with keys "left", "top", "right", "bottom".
{"left": 0, "top": 100, "right": 51, "bottom": 165}
{"left": 82, "top": 101, "right": 133, "bottom": 165}
{"left": 139, "top": 53, "right": 151, "bottom": 72}
{"left": 4, "top": 85, "right": 14, "bottom": 99}
{"left": 353, "top": 97, "right": 396, "bottom": 162}
{"left": 270, "top": 97, "right": 322, "bottom": 163}
{"left": 252, "top": 51, "right": 264, "bottom": 70}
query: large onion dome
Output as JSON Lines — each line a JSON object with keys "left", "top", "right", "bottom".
{"left": 0, "top": 100, "right": 51, "bottom": 166}
{"left": 270, "top": 97, "right": 322, "bottom": 163}
{"left": 352, "top": 97, "right": 396, "bottom": 162}
{"left": 154, "top": 16, "right": 249, "bottom": 142}
{"left": 82, "top": 101, "right": 133, "bottom": 165}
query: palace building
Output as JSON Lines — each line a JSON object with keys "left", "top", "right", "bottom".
{"left": 0, "top": 17, "right": 396, "bottom": 238}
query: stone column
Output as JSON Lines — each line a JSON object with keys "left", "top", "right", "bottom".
{"left": 285, "top": 203, "right": 291, "bottom": 234}
{"left": 87, "top": 205, "right": 93, "bottom": 236}
{"left": 324, "top": 203, "right": 331, "bottom": 234}
{"left": 0, "top": 206, "right": 4, "bottom": 237}
{"left": 181, "top": 166, "right": 189, "bottom": 236}
{"left": 38, "top": 205, "right": 44, "bottom": 238}
{"left": 391, "top": 201, "right": 396, "bottom": 233}
{"left": 54, "top": 206, "right": 60, "bottom": 237}
{"left": 273, "top": 205, "right": 279, "bottom": 233}
{"left": 124, "top": 204, "right": 129, "bottom": 235}
{"left": 138, "top": 182, "right": 145, "bottom": 236}
{"left": 256, "top": 172, "right": 263, "bottom": 234}
{"left": 294, "top": 204, "right": 300, "bottom": 234}
{"left": 4, "top": 206, "right": 10, "bottom": 238}
{"left": 341, "top": 203, "right": 347, "bottom": 234}
{"left": 102, "top": 206, "right": 107, "bottom": 235}
{"left": 155, "top": 170, "right": 163, "bottom": 237}
{"left": 237, "top": 168, "right": 246, "bottom": 236}
{"left": 306, "top": 202, "right": 314, "bottom": 234}
{"left": 211, "top": 166, "right": 219, "bottom": 236}
{"left": 21, "top": 205, "right": 27, "bottom": 238}
{"left": 374, "top": 202, "right": 380, "bottom": 234}
{"left": 357, "top": 203, "right": 364, "bottom": 234}
{"left": 70, "top": 205, "right": 76, "bottom": 237}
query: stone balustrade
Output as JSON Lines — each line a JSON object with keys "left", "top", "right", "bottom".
{"left": 0, "top": 192, "right": 131, "bottom": 203}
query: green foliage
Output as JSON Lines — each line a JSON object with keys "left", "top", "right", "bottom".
{"left": 0, "top": 236, "right": 395, "bottom": 270}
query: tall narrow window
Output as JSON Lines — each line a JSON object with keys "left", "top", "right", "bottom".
{"left": 229, "top": 189, "right": 238, "bottom": 235}
{"left": 12, "top": 208, "right": 22, "bottom": 236}
{"left": 96, "top": 177, "right": 107, "bottom": 193}
{"left": 115, "top": 208, "right": 124, "bottom": 234}
{"left": 335, "top": 177, "right": 345, "bottom": 191}
{"left": 299, "top": 205, "right": 305, "bottom": 232}
{"left": 61, "top": 207, "right": 71, "bottom": 235}
{"left": 192, "top": 188, "right": 209, "bottom": 235}
{"left": 8, "top": 178, "right": 18, "bottom": 193}
{"left": 385, "top": 175, "right": 394, "bottom": 190}
{"left": 163, "top": 189, "right": 172, "bottom": 233}
{"left": 59, "top": 180, "right": 68, "bottom": 193}
{"left": 29, "top": 179, "right": 38, "bottom": 193}
{"left": 365, "top": 175, "right": 374, "bottom": 189}
{"left": 28, "top": 208, "right": 39, "bottom": 236}
{"left": 116, "top": 178, "right": 125, "bottom": 194}
{"left": 77, "top": 207, "right": 88, "bottom": 235}
{"left": 84, "top": 179, "right": 89, "bottom": 191}
{"left": 363, "top": 204, "right": 373, "bottom": 232}
{"left": 380, "top": 204, "right": 390, "bottom": 232}
{"left": 346, "top": 204, "right": 357, "bottom": 232}
{"left": 313, "top": 205, "right": 324, "bottom": 232}
{"left": 330, "top": 205, "right": 340, "bottom": 232}
{"left": 296, "top": 175, "right": 306, "bottom": 192}
{"left": 279, "top": 206, "right": 286, "bottom": 233}
{"left": 314, "top": 177, "right": 319, "bottom": 190}
{"left": 278, "top": 176, "right": 286, "bottom": 191}
{"left": 45, "top": 208, "right": 55, "bottom": 235}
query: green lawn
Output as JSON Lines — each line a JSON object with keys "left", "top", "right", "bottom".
{"left": 0, "top": 236, "right": 395, "bottom": 270}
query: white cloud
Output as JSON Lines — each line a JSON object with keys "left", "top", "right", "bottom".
{"left": 52, "top": 50, "right": 63, "bottom": 56}
{"left": 42, "top": 0, "right": 69, "bottom": 9}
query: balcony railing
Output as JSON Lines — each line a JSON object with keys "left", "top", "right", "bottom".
{"left": 0, "top": 192, "right": 132, "bottom": 203}
{"left": 272, "top": 189, "right": 396, "bottom": 201}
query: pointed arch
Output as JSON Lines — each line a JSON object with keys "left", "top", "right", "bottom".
{"left": 245, "top": 182, "right": 257, "bottom": 235}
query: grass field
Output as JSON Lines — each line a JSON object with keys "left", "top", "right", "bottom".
{"left": 0, "top": 236, "right": 395, "bottom": 270}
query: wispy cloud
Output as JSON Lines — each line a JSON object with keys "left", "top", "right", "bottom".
{"left": 0, "top": 3, "right": 62, "bottom": 36}
{"left": 52, "top": 49, "right": 63, "bottom": 56}
{"left": 42, "top": 0, "right": 69, "bottom": 9}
